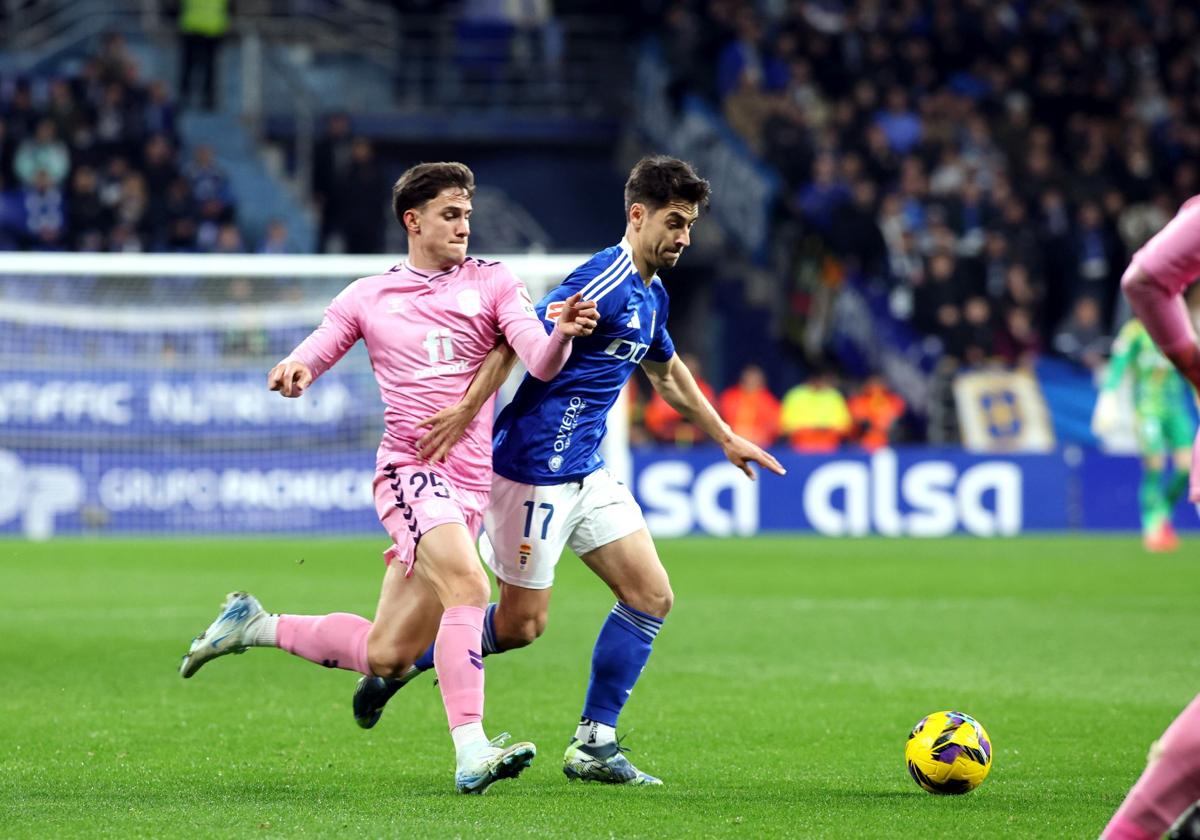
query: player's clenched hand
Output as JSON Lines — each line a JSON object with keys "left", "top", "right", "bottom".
{"left": 415, "top": 403, "right": 475, "bottom": 463}
{"left": 267, "top": 360, "right": 312, "bottom": 398}
{"left": 721, "top": 434, "right": 786, "bottom": 480}
{"left": 555, "top": 291, "right": 599, "bottom": 338}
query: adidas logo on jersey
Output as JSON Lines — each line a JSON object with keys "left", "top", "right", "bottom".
{"left": 626, "top": 311, "right": 640, "bottom": 329}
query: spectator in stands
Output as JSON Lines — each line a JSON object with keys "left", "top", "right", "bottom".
{"left": 114, "top": 172, "right": 149, "bottom": 241}
{"left": 94, "top": 83, "right": 138, "bottom": 158}
{"left": 1072, "top": 200, "right": 1123, "bottom": 320}
{"left": 645, "top": 353, "right": 716, "bottom": 445}
{"left": 214, "top": 223, "right": 245, "bottom": 253}
{"left": 160, "top": 176, "right": 198, "bottom": 251}
{"left": 184, "top": 144, "right": 232, "bottom": 215}
{"left": 98, "top": 156, "right": 130, "bottom": 211}
{"left": 795, "top": 151, "right": 849, "bottom": 237}
{"left": 722, "top": 67, "right": 775, "bottom": 154}
{"left": 958, "top": 295, "right": 996, "bottom": 367}
{"left": 1053, "top": 295, "right": 1109, "bottom": 371}
{"left": 14, "top": 120, "right": 70, "bottom": 188}
{"left": 258, "top": 219, "right": 289, "bottom": 254}
{"left": 4, "top": 83, "right": 39, "bottom": 142}
{"left": 874, "top": 86, "right": 922, "bottom": 155}
{"left": 143, "top": 80, "right": 178, "bottom": 142}
{"left": 848, "top": 375, "right": 906, "bottom": 451}
{"left": 195, "top": 197, "right": 227, "bottom": 252}
{"left": 178, "top": 0, "right": 231, "bottom": 110}
{"left": 994, "top": 305, "right": 1042, "bottom": 368}
{"left": 716, "top": 9, "right": 784, "bottom": 101}
{"left": 780, "top": 369, "right": 851, "bottom": 453}
{"left": 142, "top": 134, "right": 180, "bottom": 230}
{"left": 718, "top": 363, "right": 781, "bottom": 448}
{"left": 46, "top": 80, "right": 87, "bottom": 152}
{"left": 830, "top": 179, "right": 887, "bottom": 280}
{"left": 337, "top": 138, "right": 385, "bottom": 253}
{"left": 97, "top": 31, "right": 135, "bottom": 85}
{"left": 912, "top": 251, "right": 962, "bottom": 340}
{"left": 22, "top": 169, "right": 66, "bottom": 249}
{"left": 66, "top": 165, "right": 111, "bottom": 250}
{"left": 313, "top": 113, "right": 354, "bottom": 253}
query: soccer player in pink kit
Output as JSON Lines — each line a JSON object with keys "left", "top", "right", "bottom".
{"left": 1102, "top": 198, "right": 1200, "bottom": 838}
{"left": 178, "top": 162, "right": 598, "bottom": 795}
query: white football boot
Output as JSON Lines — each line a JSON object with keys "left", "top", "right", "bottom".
{"left": 179, "top": 592, "right": 267, "bottom": 678}
{"left": 455, "top": 733, "right": 537, "bottom": 794}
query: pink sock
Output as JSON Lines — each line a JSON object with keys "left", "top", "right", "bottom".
{"left": 433, "top": 606, "right": 485, "bottom": 729}
{"left": 1104, "top": 694, "right": 1200, "bottom": 839}
{"left": 276, "top": 613, "right": 372, "bottom": 674}
{"left": 1122, "top": 265, "right": 1200, "bottom": 389}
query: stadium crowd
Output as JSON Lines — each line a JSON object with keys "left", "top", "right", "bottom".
{"left": 660, "top": 0, "right": 1199, "bottom": 374}
{"left": 630, "top": 359, "right": 909, "bottom": 452}
{"left": 0, "top": 33, "right": 265, "bottom": 253}
{"left": 7, "top": 2, "right": 1199, "bottom": 449}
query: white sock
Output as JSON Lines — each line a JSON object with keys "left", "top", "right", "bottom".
{"left": 575, "top": 718, "right": 616, "bottom": 747}
{"left": 451, "top": 722, "right": 488, "bottom": 762}
{"left": 252, "top": 614, "right": 279, "bottom": 647}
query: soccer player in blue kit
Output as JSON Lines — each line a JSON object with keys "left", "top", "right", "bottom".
{"left": 354, "top": 156, "right": 785, "bottom": 784}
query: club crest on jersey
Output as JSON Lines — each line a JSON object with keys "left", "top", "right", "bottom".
{"left": 456, "top": 289, "right": 481, "bottom": 317}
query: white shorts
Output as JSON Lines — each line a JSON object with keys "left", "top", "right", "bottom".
{"left": 481, "top": 468, "right": 645, "bottom": 590}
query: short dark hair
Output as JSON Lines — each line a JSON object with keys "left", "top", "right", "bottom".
{"left": 391, "top": 162, "right": 475, "bottom": 223}
{"left": 623, "top": 156, "right": 711, "bottom": 215}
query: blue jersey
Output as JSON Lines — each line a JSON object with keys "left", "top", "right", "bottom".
{"left": 493, "top": 240, "right": 675, "bottom": 484}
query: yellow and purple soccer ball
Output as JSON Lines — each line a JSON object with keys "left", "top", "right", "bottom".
{"left": 905, "top": 711, "right": 992, "bottom": 794}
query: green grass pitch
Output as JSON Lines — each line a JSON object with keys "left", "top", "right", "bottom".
{"left": 1, "top": 536, "right": 1196, "bottom": 838}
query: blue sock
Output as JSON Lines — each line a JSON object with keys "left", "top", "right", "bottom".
{"left": 581, "top": 602, "right": 664, "bottom": 727}
{"left": 412, "top": 602, "right": 500, "bottom": 672}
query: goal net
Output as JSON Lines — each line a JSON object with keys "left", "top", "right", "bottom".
{"left": 0, "top": 252, "right": 619, "bottom": 539}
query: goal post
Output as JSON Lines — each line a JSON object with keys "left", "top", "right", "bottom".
{"left": 0, "top": 252, "right": 630, "bottom": 539}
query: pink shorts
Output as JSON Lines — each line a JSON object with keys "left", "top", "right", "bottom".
{"left": 1132, "top": 195, "right": 1200, "bottom": 295}
{"left": 373, "top": 458, "right": 489, "bottom": 577}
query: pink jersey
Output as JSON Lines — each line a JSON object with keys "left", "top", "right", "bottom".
{"left": 285, "top": 257, "right": 571, "bottom": 492}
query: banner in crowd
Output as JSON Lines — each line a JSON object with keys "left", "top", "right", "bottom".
{"left": 3, "top": 445, "right": 1195, "bottom": 539}
{"left": 954, "top": 369, "right": 1057, "bottom": 452}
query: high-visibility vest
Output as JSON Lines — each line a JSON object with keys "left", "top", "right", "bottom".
{"left": 181, "top": 0, "right": 230, "bottom": 37}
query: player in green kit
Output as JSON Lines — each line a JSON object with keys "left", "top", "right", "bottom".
{"left": 1093, "top": 318, "right": 1195, "bottom": 552}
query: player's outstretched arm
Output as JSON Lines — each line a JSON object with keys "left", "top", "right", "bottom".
{"left": 642, "top": 355, "right": 786, "bottom": 479}
{"left": 269, "top": 295, "right": 362, "bottom": 398}
{"left": 416, "top": 340, "right": 518, "bottom": 462}
{"left": 267, "top": 359, "right": 313, "bottom": 398}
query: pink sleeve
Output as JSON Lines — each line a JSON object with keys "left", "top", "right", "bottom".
{"left": 284, "top": 289, "right": 361, "bottom": 380}
{"left": 492, "top": 265, "right": 572, "bottom": 381}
